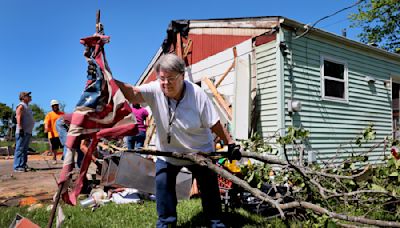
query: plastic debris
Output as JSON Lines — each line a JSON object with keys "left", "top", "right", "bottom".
{"left": 111, "top": 188, "right": 142, "bottom": 204}
{"left": 9, "top": 214, "right": 40, "bottom": 228}
{"left": 19, "top": 196, "right": 38, "bottom": 206}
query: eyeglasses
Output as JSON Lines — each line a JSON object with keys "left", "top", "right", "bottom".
{"left": 157, "top": 73, "right": 182, "bottom": 83}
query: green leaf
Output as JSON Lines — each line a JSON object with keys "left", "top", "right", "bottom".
{"left": 350, "top": 0, "right": 400, "bottom": 52}
{"left": 326, "top": 220, "right": 337, "bottom": 228}
{"left": 370, "top": 184, "right": 386, "bottom": 192}
{"left": 348, "top": 180, "right": 356, "bottom": 186}
{"left": 389, "top": 171, "right": 399, "bottom": 177}
{"left": 395, "top": 160, "right": 400, "bottom": 169}
{"left": 247, "top": 171, "right": 255, "bottom": 183}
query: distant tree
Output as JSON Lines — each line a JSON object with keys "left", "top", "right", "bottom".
{"left": 30, "top": 103, "right": 47, "bottom": 138}
{"left": 35, "top": 123, "right": 46, "bottom": 139}
{"left": 0, "top": 103, "right": 12, "bottom": 136}
{"left": 350, "top": 0, "right": 400, "bottom": 53}
{"left": 30, "top": 103, "right": 45, "bottom": 122}
{"left": 0, "top": 103, "right": 12, "bottom": 122}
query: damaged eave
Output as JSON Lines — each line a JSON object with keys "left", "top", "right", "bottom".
{"left": 136, "top": 47, "right": 163, "bottom": 86}
{"left": 189, "top": 16, "right": 280, "bottom": 29}
{"left": 280, "top": 17, "right": 400, "bottom": 63}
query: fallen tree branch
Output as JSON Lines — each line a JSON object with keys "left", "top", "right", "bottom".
{"left": 128, "top": 148, "right": 286, "bottom": 218}
{"left": 325, "top": 190, "right": 391, "bottom": 200}
{"left": 280, "top": 201, "right": 400, "bottom": 227}
{"left": 122, "top": 148, "right": 400, "bottom": 226}
{"left": 305, "top": 165, "right": 370, "bottom": 180}
{"left": 240, "top": 150, "right": 288, "bottom": 165}
{"left": 242, "top": 148, "right": 380, "bottom": 201}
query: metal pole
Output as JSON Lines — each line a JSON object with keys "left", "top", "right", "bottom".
{"left": 46, "top": 181, "right": 65, "bottom": 228}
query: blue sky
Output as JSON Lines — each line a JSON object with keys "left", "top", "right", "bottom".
{"left": 0, "top": 0, "right": 362, "bottom": 113}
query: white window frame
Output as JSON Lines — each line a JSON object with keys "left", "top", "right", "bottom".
{"left": 320, "top": 55, "right": 349, "bottom": 102}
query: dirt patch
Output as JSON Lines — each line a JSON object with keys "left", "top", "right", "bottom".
{"left": 0, "top": 154, "right": 63, "bottom": 206}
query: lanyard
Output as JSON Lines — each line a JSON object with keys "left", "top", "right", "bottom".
{"left": 166, "top": 83, "right": 186, "bottom": 144}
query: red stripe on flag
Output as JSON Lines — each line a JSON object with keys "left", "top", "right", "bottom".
{"left": 59, "top": 34, "right": 137, "bottom": 205}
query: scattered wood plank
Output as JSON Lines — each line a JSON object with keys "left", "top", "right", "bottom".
{"left": 203, "top": 77, "right": 232, "bottom": 120}
{"left": 183, "top": 39, "right": 192, "bottom": 58}
{"left": 144, "top": 115, "right": 156, "bottom": 148}
{"left": 176, "top": 33, "right": 182, "bottom": 58}
{"left": 215, "top": 47, "right": 237, "bottom": 88}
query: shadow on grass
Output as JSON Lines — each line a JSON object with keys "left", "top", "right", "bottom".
{"left": 179, "top": 210, "right": 269, "bottom": 228}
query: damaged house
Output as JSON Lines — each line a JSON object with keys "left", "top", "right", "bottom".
{"left": 137, "top": 16, "right": 400, "bottom": 164}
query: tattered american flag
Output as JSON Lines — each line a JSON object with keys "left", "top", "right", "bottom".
{"left": 59, "top": 34, "right": 137, "bottom": 205}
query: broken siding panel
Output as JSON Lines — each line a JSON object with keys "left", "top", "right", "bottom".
{"left": 190, "top": 39, "right": 253, "bottom": 94}
{"left": 283, "top": 30, "right": 400, "bottom": 164}
{"left": 233, "top": 56, "right": 252, "bottom": 140}
{"left": 189, "top": 39, "right": 253, "bottom": 130}
{"left": 255, "top": 40, "right": 278, "bottom": 138}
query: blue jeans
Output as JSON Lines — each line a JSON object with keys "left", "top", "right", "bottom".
{"left": 155, "top": 159, "right": 224, "bottom": 228}
{"left": 55, "top": 118, "right": 84, "bottom": 166}
{"left": 124, "top": 130, "right": 146, "bottom": 150}
{"left": 56, "top": 118, "right": 68, "bottom": 159}
{"left": 76, "top": 148, "right": 84, "bottom": 168}
{"left": 13, "top": 133, "right": 31, "bottom": 170}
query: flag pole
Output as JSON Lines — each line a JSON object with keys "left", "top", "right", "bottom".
{"left": 47, "top": 10, "right": 102, "bottom": 228}
{"left": 46, "top": 181, "right": 65, "bottom": 228}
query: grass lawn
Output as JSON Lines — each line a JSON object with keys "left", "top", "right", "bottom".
{"left": 0, "top": 199, "right": 297, "bottom": 227}
{"left": 0, "top": 139, "right": 48, "bottom": 153}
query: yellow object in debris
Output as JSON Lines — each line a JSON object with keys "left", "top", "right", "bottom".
{"left": 246, "top": 159, "right": 252, "bottom": 168}
{"left": 216, "top": 145, "right": 227, "bottom": 152}
{"left": 215, "top": 143, "right": 222, "bottom": 150}
{"left": 224, "top": 160, "right": 241, "bottom": 173}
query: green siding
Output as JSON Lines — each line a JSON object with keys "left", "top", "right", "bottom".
{"left": 255, "top": 41, "right": 278, "bottom": 138}
{"left": 282, "top": 29, "right": 400, "bottom": 164}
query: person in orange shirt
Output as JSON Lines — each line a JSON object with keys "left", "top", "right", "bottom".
{"left": 44, "top": 99, "right": 64, "bottom": 164}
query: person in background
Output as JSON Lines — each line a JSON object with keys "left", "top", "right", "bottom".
{"left": 44, "top": 99, "right": 64, "bottom": 164}
{"left": 80, "top": 138, "right": 102, "bottom": 171}
{"left": 124, "top": 103, "right": 149, "bottom": 150}
{"left": 13, "top": 91, "right": 35, "bottom": 172}
{"left": 55, "top": 113, "right": 85, "bottom": 167}
{"left": 107, "top": 53, "right": 241, "bottom": 228}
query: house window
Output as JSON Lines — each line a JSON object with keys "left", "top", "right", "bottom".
{"left": 321, "top": 56, "right": 348, "bottom": 101}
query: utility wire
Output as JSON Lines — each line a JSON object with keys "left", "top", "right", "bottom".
{"left": 319, "top": 18, "right": 349, "bottom": 29}
{"left": 294, "top": 0, "right": 365, "bottom": 39}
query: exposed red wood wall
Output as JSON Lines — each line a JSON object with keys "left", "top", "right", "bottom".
{"left": 185, "top": 34, "right": 250, "bottom": 66}
{"left": 254, "top": 33, "right": 276, "bottom": 46}
{"left": 143, "top": 33, "right": 251, "bottom": 84}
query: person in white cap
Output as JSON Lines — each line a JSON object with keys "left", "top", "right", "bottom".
{"left": 44, "top": 99, "right": 64, "bottom": 164}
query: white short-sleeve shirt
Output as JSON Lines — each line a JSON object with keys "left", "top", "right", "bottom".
{"left": 139, "top": 80, "right": 219, "bottom": 166}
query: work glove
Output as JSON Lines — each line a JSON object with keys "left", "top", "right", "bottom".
{"left": 227, "top": 143, "right": 241, "bottom": 161}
